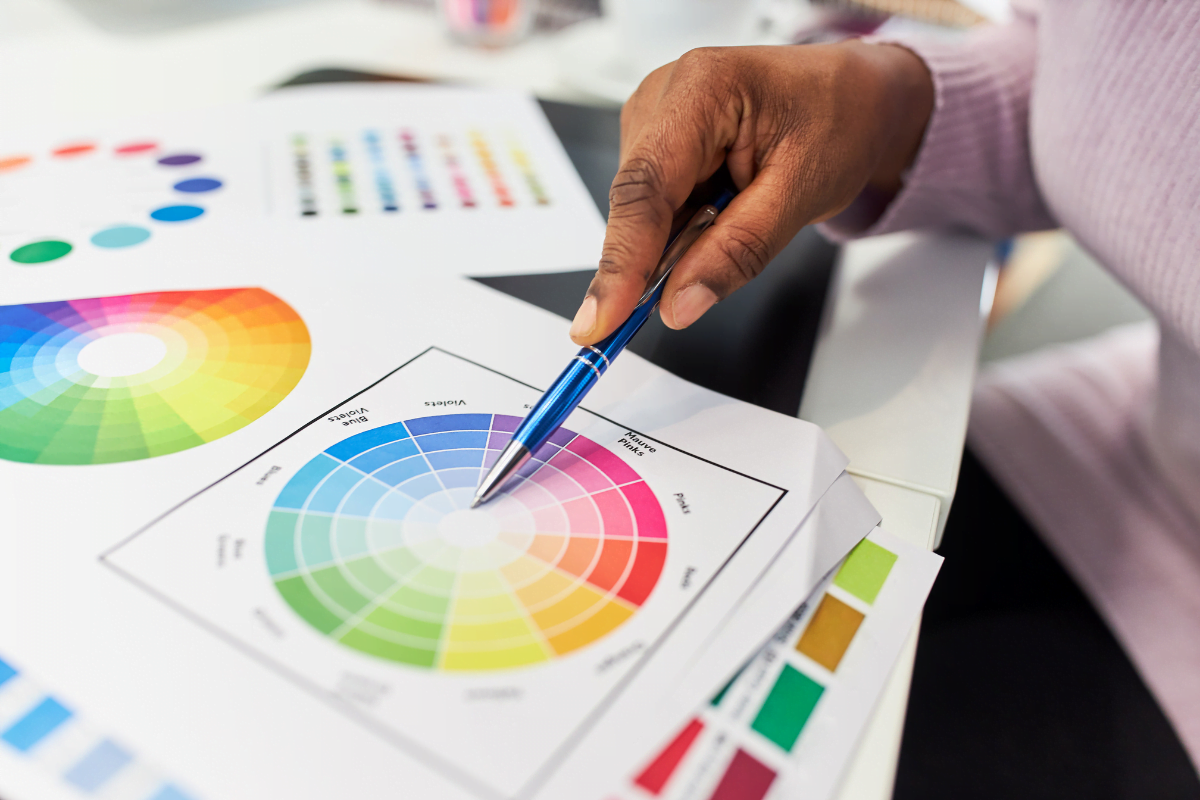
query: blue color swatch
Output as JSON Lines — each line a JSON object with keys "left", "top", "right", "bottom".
{"left": 150, "top": 205, "right": 205, "bottom": 222}
{"left": 91, "top": 225, "right": 151, "bottom": 248}
{"left": 173, "top": 178, "right": 222, "bottom": 193}
{"left": 64, "top": 739, "right": 133, "bottom": 791}
{"left": 2, "top": 697, "right": 72, "bottom": 752}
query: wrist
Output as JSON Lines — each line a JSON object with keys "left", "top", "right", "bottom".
{"left": 850, "top": 40, "right": 934, "bottom": 195}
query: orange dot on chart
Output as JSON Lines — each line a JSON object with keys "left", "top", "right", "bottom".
{"left": 53, "top": 143, "right": 96, "bottom": 158}
{"left": 115, "top": 141, "right": 158, "bottom": 156}
{"left": 0, "top": 156, "right": 31, "bottom": 172}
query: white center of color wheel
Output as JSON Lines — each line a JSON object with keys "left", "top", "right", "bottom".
{"left": 77, "top": 332, "right": 168, "bottom": 377}
{"left": 437, "top": 508, "right": 501, "bottom": 548}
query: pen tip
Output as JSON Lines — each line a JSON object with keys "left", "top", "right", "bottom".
{"left": 470, "top": 497, "right": 482, "bottom": 509}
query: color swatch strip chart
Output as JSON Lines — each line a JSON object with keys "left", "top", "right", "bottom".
{"left": 287, "top": 128, "right": 549, "bottom": 217}
{"left": 0, "top": 653, "right": 197, "bottom": 800}
{"left": 624, "top": 537, "right": 909, "bottom": 800}
{"left": 0, "top": 288, "right": 311, "bottom": 465}
{"left": 2, "top": 140, "right": 223, "bottom": 265}
{"left": 267, "top": 413, "right": 667, "bottom": 671}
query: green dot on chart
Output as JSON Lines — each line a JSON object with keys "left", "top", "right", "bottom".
{"left": 10, "top": 240, "right": 73, "bottom": 264}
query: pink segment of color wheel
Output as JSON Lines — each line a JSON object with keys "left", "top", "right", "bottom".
{"left": 487, "top": 414, "right": 668, "bottom": 541}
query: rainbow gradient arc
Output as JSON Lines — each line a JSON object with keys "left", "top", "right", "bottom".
{"left": 0, "top": 288, "right": 310, "bottom": 465}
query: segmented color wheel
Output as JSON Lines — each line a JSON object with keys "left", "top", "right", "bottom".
{"left": 0, "top": 288, "right": 310, "bottom": 465}
{"left": 266, "top": 413, "right": 668, "bottom": 671}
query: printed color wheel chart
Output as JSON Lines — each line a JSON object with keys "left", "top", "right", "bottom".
{"left": 266, "top": 413, "right": 668, "bottom": 671}
{"left": 0, "top": 288, "right": 310, "bottom": 464}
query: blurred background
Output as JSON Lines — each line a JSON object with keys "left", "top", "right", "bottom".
{"left": 0, "top": 0, "right": 1149, "bottom": 379}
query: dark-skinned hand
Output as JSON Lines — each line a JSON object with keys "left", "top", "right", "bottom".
{"left": 569, "top": 41, "right": 934, "bottom": 344}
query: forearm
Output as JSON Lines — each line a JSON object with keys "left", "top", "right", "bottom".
{"left": 824, "top": 10, "right": 1057, "bottom": 241}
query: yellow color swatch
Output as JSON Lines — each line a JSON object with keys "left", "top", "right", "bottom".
{"left": 795, "top": 593, "right": 864, "bottom": 672}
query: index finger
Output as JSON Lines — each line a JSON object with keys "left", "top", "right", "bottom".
{"left": 569, "top": 59, "right": 740, "bottom": 345}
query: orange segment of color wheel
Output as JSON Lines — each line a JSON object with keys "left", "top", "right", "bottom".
{"left": 0, "top": 155, "right": 31, "bottom": 172}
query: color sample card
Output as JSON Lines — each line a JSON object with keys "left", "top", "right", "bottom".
{"left": 617, "top": 529, "right": 942, "bottom": 800}
{"left": 1, "top": 84, "right": 605, "bottom": 283}
{"left": 282, "top": 127, "right": 547, "bottom": 218}
{"left": 250, "top": 84, "right": 607, "bottom": 277}
{"left": 0, "top": 652, "right": 197, "bottom": 800}
{"left": 103, "top": 347, "right": 803, "bottom": 798}
{"left": 262, "top": 90, "right": 562, "bottom": 219}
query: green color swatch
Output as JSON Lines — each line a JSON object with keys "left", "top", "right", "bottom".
{"left": 834, "top": 540, "right": 898, "bottom": 604}
{"left": 10, "top": 240, "right": 72, "bottom": 264}
{"left": 751, "top": 665, "right": 824, "bottom": 752}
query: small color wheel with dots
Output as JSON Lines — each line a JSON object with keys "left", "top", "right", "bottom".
{"left": 266, "top": 413, "right": 669, "bottom": 671}
{"left": 1, "top": 140, "right": 224, "bottom": 265}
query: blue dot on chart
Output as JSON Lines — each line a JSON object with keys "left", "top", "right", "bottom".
{"left": 173, "top": 177, "right": 223, "bottom": 193}
{"left": 90, "top": 225, "right": 151, "bottom": 248}
{"left": 150, "top": 205, "right": 205, "bottom": 222}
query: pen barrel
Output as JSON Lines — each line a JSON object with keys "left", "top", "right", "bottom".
{"left": 511, "top": 357, "right": 599, "bottom": 451}
{"left": 511, "top": 293, "right": 659, "bottom": 453}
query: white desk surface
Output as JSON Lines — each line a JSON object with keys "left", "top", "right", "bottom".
{"left": 0, "top": 2, "right": 993, "bottom": 797}
{"left": 805, "top": 234, "right": 993, "bottom": 800}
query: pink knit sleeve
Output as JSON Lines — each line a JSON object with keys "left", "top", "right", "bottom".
{"left": 821, "top": 5, "right": 1058, "bottom": 241}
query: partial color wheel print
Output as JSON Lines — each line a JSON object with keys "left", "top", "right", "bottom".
{"left": 0, "top": 288, "right": 311, "bottom": 464}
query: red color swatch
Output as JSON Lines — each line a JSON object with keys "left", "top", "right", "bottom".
{"left": 634, "top": 718, "right": 704, "bottom": 795}
{"left": 709, "top": 749, "right": 777, "bottom": 800}
{"left": 52, "top": 143, "right": 96, "bottom": 158}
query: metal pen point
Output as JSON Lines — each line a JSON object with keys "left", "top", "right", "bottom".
{"left": 472, "top": 191, "right": 734, "bottom": 508}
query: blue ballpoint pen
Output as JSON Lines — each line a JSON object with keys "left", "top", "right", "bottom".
{"left": 471, "top": 188, "right": 736, "bottom": 508}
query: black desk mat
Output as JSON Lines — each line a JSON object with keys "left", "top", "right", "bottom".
{"left": 277, "top": 69, "right": 837, "bottom": 416}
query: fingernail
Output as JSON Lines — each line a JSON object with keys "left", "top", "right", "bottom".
{"left": 670, "top": 284, "right": 718, "bottom": 328}
{"left": 570, "top": 296, "right": 598, "bottom": 339}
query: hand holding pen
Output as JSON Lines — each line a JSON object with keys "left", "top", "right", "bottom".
{"left": 473, "top": 180, "right": 734, "bottom": 506}
{"left": 566, "top": 42, "right": 933, "bottom": 346}
{"left": 475, "top": 41, "right": 935, "bottom": 504}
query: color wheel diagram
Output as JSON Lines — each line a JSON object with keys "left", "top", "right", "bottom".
{"left": 266, "top": 411, "right": 668, "bottom": 671}
{"left": 0, "top": 139, "right": 224, "bottom": 265}
{"left": 101, "top": 348, "right": 788, "bottom": 795}
{"left": 0, "top": 288, "right": 310, "bottom": 464}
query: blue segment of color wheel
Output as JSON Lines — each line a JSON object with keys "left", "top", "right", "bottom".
{"left": 173, "top": 177, "right": 222, "bottom": 193}
{"left": 150, "top": 205, "right": 204, "bottom": 222}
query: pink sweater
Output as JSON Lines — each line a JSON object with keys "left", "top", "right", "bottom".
{"left": 826, "top": 1, "right": 1200, "bottom": 767}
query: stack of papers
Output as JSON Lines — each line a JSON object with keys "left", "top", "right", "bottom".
{"left": 0, "top": 84, "right": 940, "bottom": 800}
